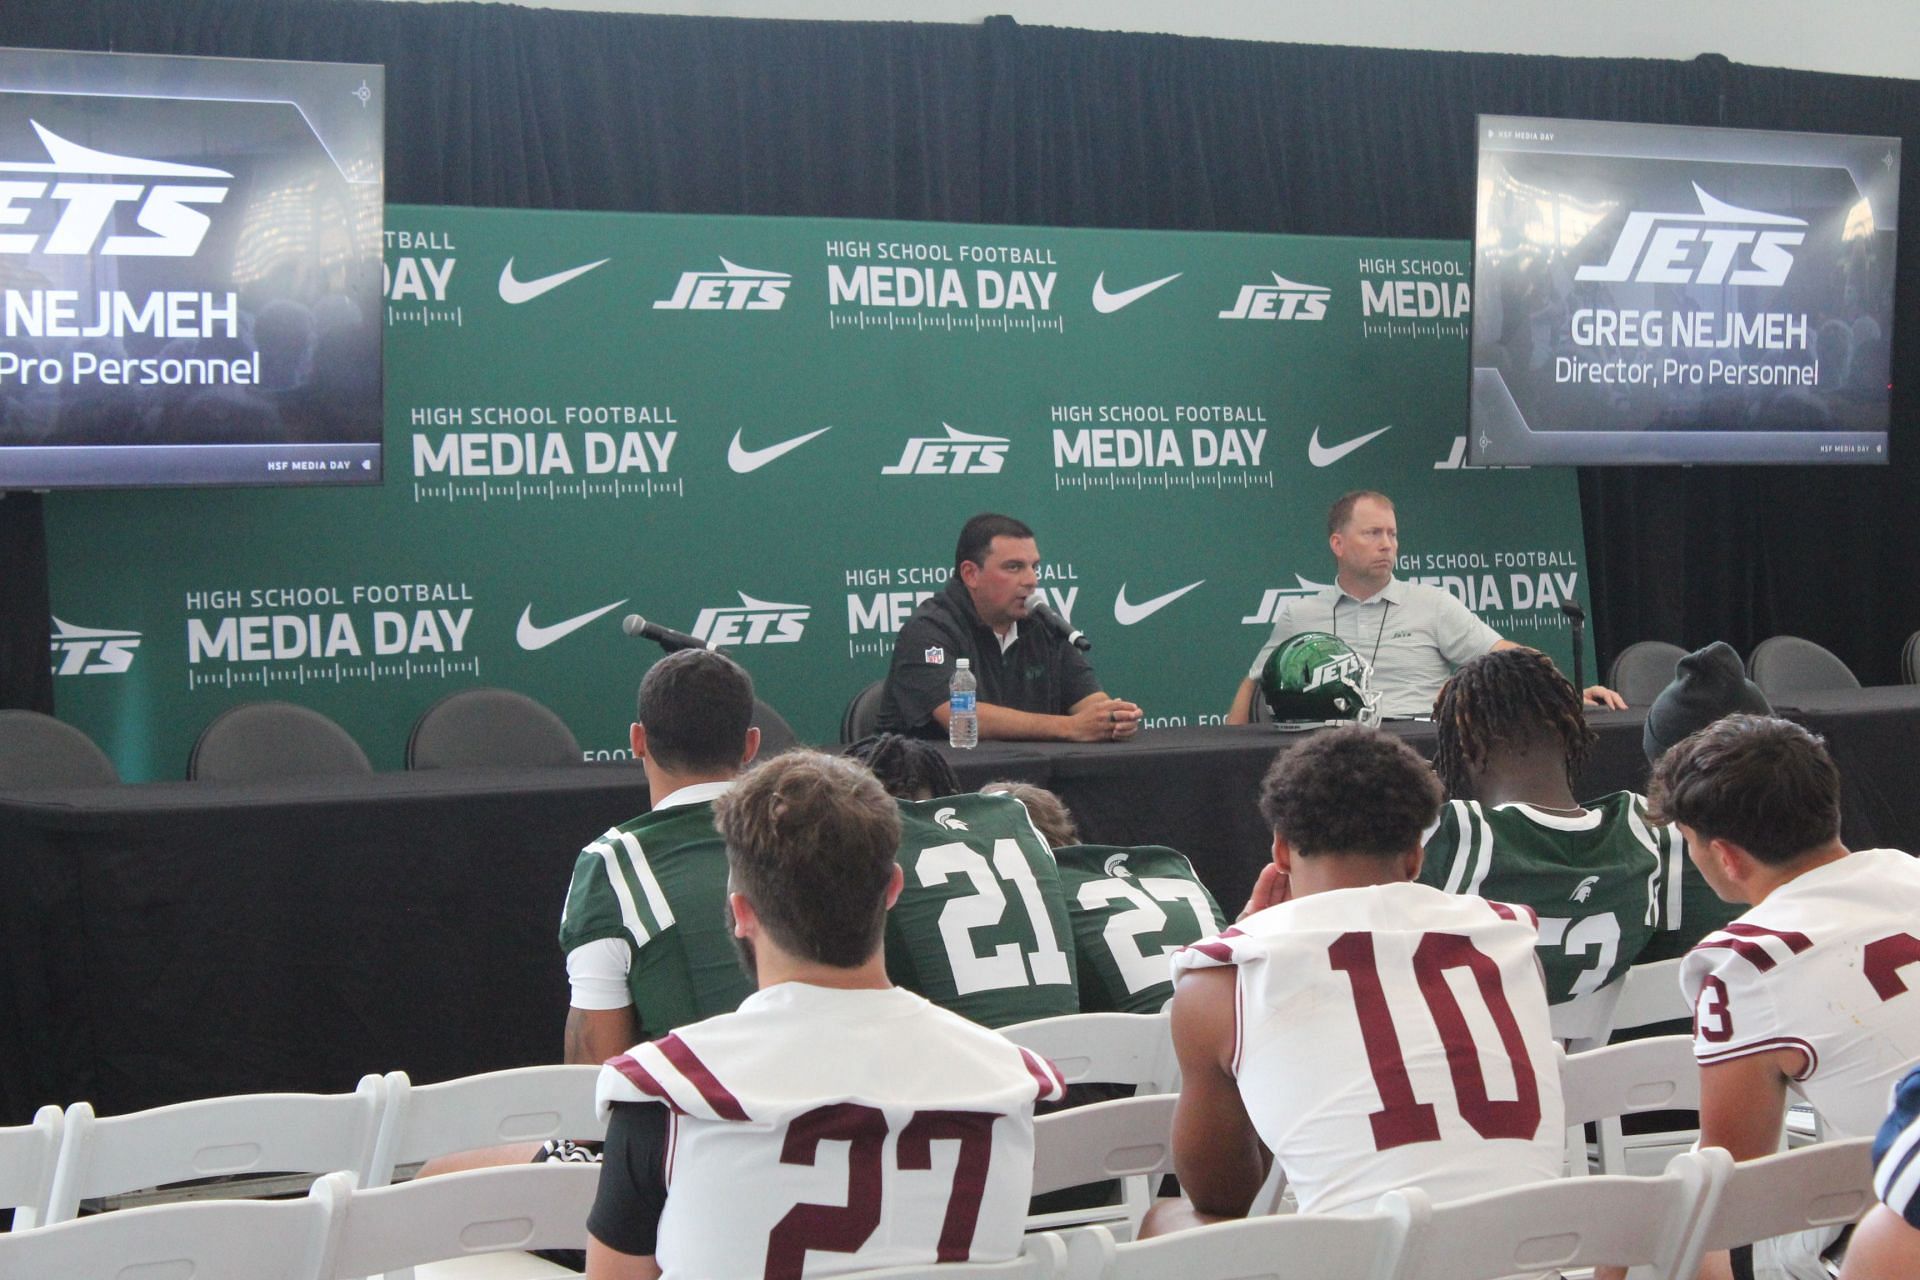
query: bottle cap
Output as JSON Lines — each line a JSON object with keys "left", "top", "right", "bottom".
{"left": 955, "top": 658, "right": 970, "bottom": 669}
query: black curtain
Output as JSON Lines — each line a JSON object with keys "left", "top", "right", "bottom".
{"left": 2, "top": 0, "right": 1915, "bottom": 708}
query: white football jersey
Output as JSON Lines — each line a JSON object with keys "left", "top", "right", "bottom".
{"left": 1680, "top": 848, "right": 1920, "bottom": 1139}
{"left": 1173, "top": 881, "right": 1565, "bottom": 1215}
{"left": 596, "top": 982, "right": 1065, "bottom": 1280}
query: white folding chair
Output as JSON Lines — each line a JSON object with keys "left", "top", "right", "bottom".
{"left": 1376, "top": 1148, "right": 1723, "bottom": 1280}
{"left": 315, "top": 1161, "right": 601, "bottom": 1280}
{"left": 366, "top": 1066, "right": 605, "bottom": 1186}
{"left": 839, "top": 1232, "right": 1069, "bottom": 1280}
{"left": 1561, "top": 958, "right": 1696, "bottom": 1175}
{"left": 1002, "top": 1011, "right": 1179, "bottom": 1093}
{"left": 1559, "top": 1034, "right": 1700, "bottom": 1176}
{"left": 0, "top": 1103, "right": 63, "bottom": 1230}
{"left": 45, "top": 1074, "right": 388, "bottom": 1223}
{"left": 1060, "top": 1208, "right": 1408, "bottom": 1280}
{"left": 1029, "top": 1093, "right": 1176, "bottom": 1239}
{"left": 1676, "top": 1138, "right": 1876, "bottom": 1277}
{"left": 0, "top": 1176, "right": 334, "bottom": 1280}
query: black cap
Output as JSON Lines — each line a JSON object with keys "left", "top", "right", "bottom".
{"left": 1643, "top": 641, "right": 1773, "bottom": 763}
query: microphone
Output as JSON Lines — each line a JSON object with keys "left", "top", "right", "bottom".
{"left": 1558, "top": 601, "right": 1587, "bottom": 696}
{"left": 1026, "top": 598, "right": 1091, "bottom": 652}
{"left": 622, "top": 614, "right": 708, "bottom": 653}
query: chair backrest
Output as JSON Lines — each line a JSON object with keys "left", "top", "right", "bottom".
{"left": 46, "top": 1075, "right": 387, "bottom": 1223}
{"left": 753, "top": 698, "right": 800, "bottom": 756}
{"left": 315, "top": 1161, "right": 601, "bottom": 1279}
{"left": 0, "top": 709, "right": 119, "bottom": 787}
{"left": 1687, "top": 1138, "right": 1875, "bottom": 1259}
{"left": 1379, "top": 1147, "right": 1721, "bottom": 1280}
{"left": 367, "top": 1065, "right": 606, "bottom": 1185}
{"left": 1031, "top": 1093, "right": 1176, "bottom": 1217}
{"left": 846, "top": 1232, "right": 1069, "bottom": 1280}
{"left": 0, "top": 1178, "right": 333, "bottom": 1280}
{"left": 1747, "top": 635, "right": 1861, "bottom": 698}
{"left": 1607, "top": 956, "right": 1690, "bottom": 1032}
{"left": 0, "top": 1104, "right": 63, "bottom": 1229}
{"left": 1002, "top": 1011, "right": 1178, "bottom": 1093}
{"left": 842, "top": 679, "right": 887, "bottom": 743}
{"left": 1070, "top": 1208, "right": 1408, "bottom": 1280}
{"left": 405, "top": 687, "right": 582, "bottom": 769}
{"left": 1607, "top": 640, "right": 1689, "bottom": 708}
{"left": 1904, "top": 631, "right": 1920, "bottom": 685}
{"left": 188, "top": 701, "right": 373, "bottom": 782}
{"left": 1560, "top": 1035, "right": 1700, "bottom": 1127}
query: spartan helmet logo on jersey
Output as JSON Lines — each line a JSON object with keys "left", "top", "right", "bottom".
{"left": 1260, "top": 631, "right": 1382, "bottom": 726}
{"left": 1102, "top": 852, "right": 1135, "bottom": 879}
{"left": 934, "top": 807, "right": 969, "bottom": 831}
{"left": 1571, "top": 875, "right": 1601, "bottom": 903}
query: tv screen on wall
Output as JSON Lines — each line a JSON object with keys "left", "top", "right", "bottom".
{"left": 0, "top": 47, "right": 384, "bottom": 489}
{"left": 1470, "top": 114, "right": 1899, "bottom": 465}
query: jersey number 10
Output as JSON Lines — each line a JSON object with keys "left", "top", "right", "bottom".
{"left": 1329, "top": 930, "right": 1544, "bottom": 1151}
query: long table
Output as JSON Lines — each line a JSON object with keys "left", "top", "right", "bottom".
{"left": 3, "top": 702, "right": 1912, "bottom": 1122}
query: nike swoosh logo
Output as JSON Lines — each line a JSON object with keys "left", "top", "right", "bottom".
{"left": 516, "top": 600, "right": 628, "bottom": 651}
{"left": 1114, "top": 580, "right": 1205, "bottom": 626}
{"left": 728, "top": 426, "right": 831, "bottom": 474}
{"left": 498, "top": 257, "right": 610, "bottom": 305}
{"left": 1091, "top": 271, "right": 1182, "bottom": 314}
{"left": 1308, "top": 424, "right": 1393, "bottom": 467}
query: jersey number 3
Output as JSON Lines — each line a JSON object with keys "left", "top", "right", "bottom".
{"left": 1329, "top": 930, "right": 1543, "bottom": 1151}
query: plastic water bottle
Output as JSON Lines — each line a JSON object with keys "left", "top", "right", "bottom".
{"left": 948, "top": 658, "right": 978, "bottom": 749}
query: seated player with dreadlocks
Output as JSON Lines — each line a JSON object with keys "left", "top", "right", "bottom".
{"left": 1423, "top": 647, "right": 1687, "bottom": 1040}
{"left": 843, "top": 734, "right": 1079, "bottom": 1028}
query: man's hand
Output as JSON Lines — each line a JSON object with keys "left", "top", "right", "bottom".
{"left": 1065, "top": 696, "right": 1144, "bottom": 742}
{"left": 1238, "top": 863, "right": 1290, "bottom": 921}
{"left": 1582, "top": 684, "right": 1627, "bottom": 710}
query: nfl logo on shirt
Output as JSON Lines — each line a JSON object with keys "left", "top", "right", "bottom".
{"left": 925, "top": 646, "right": 945, "bottom": 664}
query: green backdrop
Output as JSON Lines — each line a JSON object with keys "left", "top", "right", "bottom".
{"left": 46, "top": 205, "right": 1592, "bottom": 779}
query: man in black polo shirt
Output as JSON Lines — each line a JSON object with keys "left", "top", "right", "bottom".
{"left": 878, "top": 513, "right": 1143, "bottom": 742}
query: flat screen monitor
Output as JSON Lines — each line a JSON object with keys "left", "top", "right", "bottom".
{"left": 0, "top": 48, "right": 384, "bottom": 489}
{"left": 1471, "top": 114, "right": 1899, "bottom": 465}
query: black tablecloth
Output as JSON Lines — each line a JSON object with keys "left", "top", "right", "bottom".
{"left": 3, "top": 700, "right": 1911, "bottom": 1122}
{"left": 1, "top": 766, "right": 648, "bottom": 1122}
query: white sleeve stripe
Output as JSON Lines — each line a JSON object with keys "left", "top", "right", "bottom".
{"left": 1441, "top": 802, "right": 1473, "bottom": 897}
{"left": 591, "top": 838, "right": 653, "bottom": 946}
{"left": 1878, "top": 1115, "right": 1920, "bottom": 1212}
{"left": 1627, "top": 804, "right": 1664, "bottom": 928}
{"left": 1464, "top": 806, "right": 1495, "bottom": 898}
{"left": 617, "top": 829, "right": 678, "bottom": 930}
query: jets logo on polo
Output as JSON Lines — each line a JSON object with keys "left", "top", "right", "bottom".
{"left": 654, "top": 258, "right": 792, "bottom": 311}
{"left": 1576, "top": 184, "right": 1806, "bottom": 287}
{"left": 0, "top": 122, "right": 231, "bottom": 258}
{"left": 690, "top": 592, "right": 810, "bottom": 646}
{"left": 881, "top": 423, "right": 1008, "bottom": 476}
{"left": 1219, "top": 273, "right": 1330, "bottom": 321}
{"left": 49, "top": 616, "right": 142, "bottom": 675}
{"left": 1240, "top": 575, "right": 1332, "bottom": 625}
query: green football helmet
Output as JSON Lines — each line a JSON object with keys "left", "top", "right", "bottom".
{"left": 1260, "top": 631, "right": 1382, "bottom": 725}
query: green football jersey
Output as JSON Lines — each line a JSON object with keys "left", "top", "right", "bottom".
{"left": 1419, "top": 792, "right": 1683, "bottom": 1005}
{"left": 886, "top": 792, "right": 1080, "bottom": 1028}
{"left": 557, "top": 799, "right": 753, "bottom": 1039}
{"left": 1054, "top": 844, "right": 1228, "bottom": 1014}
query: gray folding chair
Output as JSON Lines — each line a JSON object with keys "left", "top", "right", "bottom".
{"left": 0, "top": 709, "right": 119, "bottom": 787}
{"left": 1747, "top": 636, "right": 1861, "bottom": 699}
{"left": 1607, "top": 640, "right": 1689, "bottom": 709}
{"left": 406, "top": 688, "right": 581, "bottom": 769}
{"left": 188, "top": 701, "right": 373, "bottom": 782}
{"left": 841, "top": 679, "right": 887, "bottom": 742}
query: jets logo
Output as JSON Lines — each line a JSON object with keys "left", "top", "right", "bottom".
{"left": 1241, "top": 576, "right": 1333, "bottom": 625}
{"left": 1302, "top": 652, "right": 1364, "bottom": 693}
{"left": 1219, "top": 273, "right": 1330, "bottom": 321}
{"left": 689, "top": 592, "right": 809, "bottom": 646}
{"left": 0, "top": 122, "right": 231, "bottom": 258}
{"left": 49, "top": 616, "right": 142, "bottom": 675}
{"left": 653, "top": 258, "right": 791, "bottom": 311}
{"left": 935, "top": 807, "right": 970, "bottom": 831}
{"left": 1575, "top": 184, "right": 1806, "bottom": 288}
{"left": 1571, "top": 875, "right": 1601, "bottom": 903}
{"left": 881, "top": 424, "right": 1008, "bottom": 476}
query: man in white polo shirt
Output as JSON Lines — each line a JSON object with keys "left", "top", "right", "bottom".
{"left": 1226, "top": 490, "right": 1624, "bottom": 720}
